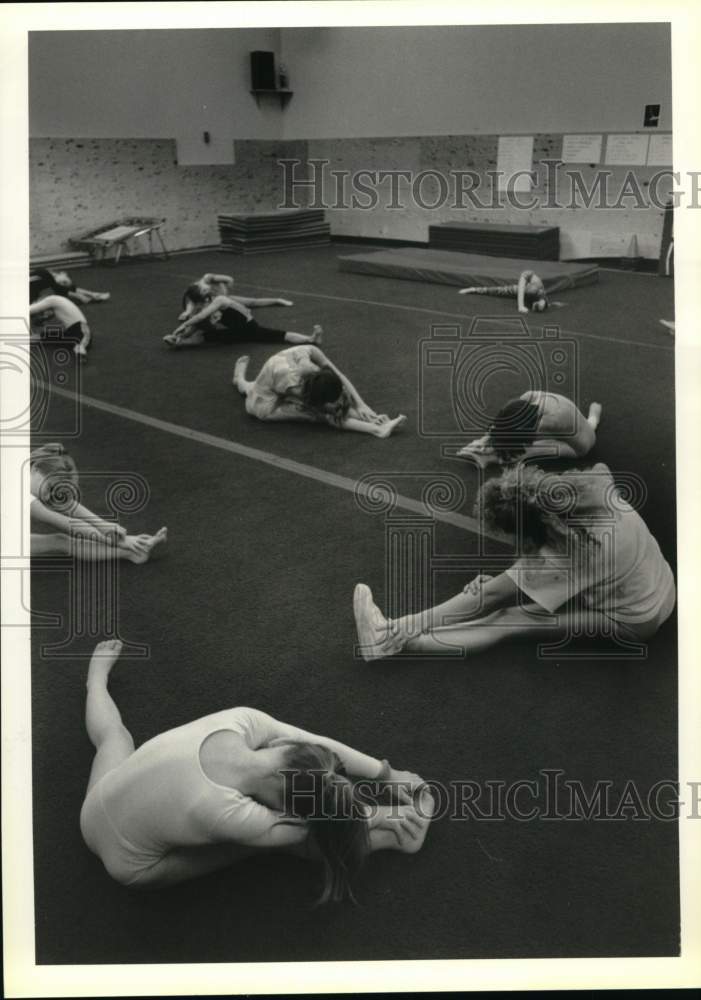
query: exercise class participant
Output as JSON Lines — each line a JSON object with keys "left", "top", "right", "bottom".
{"left": 29, "top": 444, "right": 167, "bottom": 564}
{"left": 458, "top": 270, "right": 556, "bottom": 313}
{"left": 164, "top": 292, "right": 316, "bottom": 349}
{"left": 233, "top": 345, "right": 406, "bottom": 438}
{"left": 176, "top": 272, "right": 285, "bottom": 320}
{"left": 458, "top": 391, "right": 603, "bottom": 466}
{"left": 353, "top": 463, "right": 675, "bottom": 660}
{"left": 80, "top": 640, "right": 435, "bottom": 897}
{"left": 30, "top": 267, "right": 110, "bottom": 305}
{"left": 29, "top": 294, "right": 93, "bottom": 359}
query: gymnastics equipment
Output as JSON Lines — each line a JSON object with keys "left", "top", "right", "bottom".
{"left": 429, "top": 222, "right": 560, "bottom": 260}
{"left": 338, "top": 247, "right": 598, "bottom": 292}
{"left": 218, "top": 209, "right": 330, "bottom": 254}
{"left": 70, "top": 218, "right": 169, "bottom": 263}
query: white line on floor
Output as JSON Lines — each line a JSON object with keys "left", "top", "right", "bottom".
{"left": 167, "top": 269, "right": 674, "bottom": 353}
{"left": 44, "top": 383, "right": 504, "bottom": 541}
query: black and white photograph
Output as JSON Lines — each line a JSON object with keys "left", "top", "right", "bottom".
{"left": 2, "top": 1, "right": 700, "bottom": 995}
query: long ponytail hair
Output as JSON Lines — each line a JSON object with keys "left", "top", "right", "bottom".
{"left": 279, "top": 742, "right": 370, "bottom": 905}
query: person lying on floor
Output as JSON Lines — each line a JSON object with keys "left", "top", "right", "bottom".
{"left": 164, "top": 292, "right": 316, "bottom": 349}
{"left": 353, "top": 462, "right": 675, "bottom": 660}
{"left": 80, "top": 639, "right": 436, "bottom": 896}
{"left": 457, "top": 391, "right": 602, "bottom": 467}
{"left": 233, "top": 345, "right": 406, "bottom": 438}
{"left": 458, "top": 270, "right": 561, "bottom": 313}
{"left": 29, "top": 444, "right": 167, "bottom": 563}
{"left": 29, "top": 295, "right": 93, "bottom": 359}
{"left": 177, "top": 274, "right": 293, "bottom": 322}
{"left": 30, "top": 267, "right": 110, "bottom": 305}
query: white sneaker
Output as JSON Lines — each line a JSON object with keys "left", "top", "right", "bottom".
{"left": 353, "top": 584, "right": 404, "bottom": 662}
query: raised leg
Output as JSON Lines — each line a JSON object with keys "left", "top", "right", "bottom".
{"left": 84, "top": 640, "right": 135, "bottom": 792}
{"left": 587, "top": 402, "right": 603, "bottom": 430}
{"left": 233, "top": 356, "right": 255, "bottom": 396}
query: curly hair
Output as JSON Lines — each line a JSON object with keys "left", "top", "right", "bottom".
{"left": 474, "top": 465, "right": 600, "bottom": 552}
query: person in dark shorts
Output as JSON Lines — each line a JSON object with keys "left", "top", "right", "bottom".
{"left": 164, "top": 293, "right": 320, "bottom": 349}
{"left": 30, "top": 268, "right": 110, "bottom": 305}
{"left": 29, "top": 294, "right": 92, "bottom": 359}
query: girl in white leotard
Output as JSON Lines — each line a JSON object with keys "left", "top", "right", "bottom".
{"left": 80, "top": 641, "right": 435, "bottom": 901}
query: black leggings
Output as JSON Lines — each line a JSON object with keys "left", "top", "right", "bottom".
{"left": 202, "top": 313, "right": 287, "bottom": 345}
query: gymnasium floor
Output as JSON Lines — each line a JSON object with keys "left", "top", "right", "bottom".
{"left": 31, "top": 245, "right": 678, "bottom": 963}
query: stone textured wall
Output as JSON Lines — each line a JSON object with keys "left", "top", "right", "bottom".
{"left": 31, "top": 134, "right": 670, "bottom": 259}
{"left": 308, "top": 135, "right": 670, "bottom": 259}
{"left": 30, "top": 138, "right": 309, "bottom": 255}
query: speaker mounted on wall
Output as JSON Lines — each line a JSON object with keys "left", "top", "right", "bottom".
{"left": 250, "top": 51, "right": 276, "bottom": 91}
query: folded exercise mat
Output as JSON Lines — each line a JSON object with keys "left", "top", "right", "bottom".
{"left": 218, "top": 208, "right": 330, "bottom": 254}
{"left": 429, "top": 222, "right": 560, "bottom": 261}
{"left": 337, "top": 248, "right": 599, "bottom": 293}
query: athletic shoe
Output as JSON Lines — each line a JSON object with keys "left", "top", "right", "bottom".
{"left": 353, "top": 584, "right": 405, "bottom": 662}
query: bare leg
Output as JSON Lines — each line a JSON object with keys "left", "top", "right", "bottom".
{"left": 128, "top": 843, "right": 262, "bottom": 889}
{"left": 403, "top": 605, "right": 614, "bottom": 657}
{"left": 163, "top": 328, "right": 205, "bottom": 348}
{"left": 73, "top": 288, "right": 110, "bottom": 303}
{"left": 284, "top": 324, "right": 323, "bottom": 346}
{"left": 84, "top": 640, "right": 135, "bottom": 792}
{"left": 341, "top": 414, "right": 406, "bottom": 438}
{"left": 354, "top": 584, "right": 615, "bottom": 661}
{"left": 73, "top": 323, "right": 92, "bottom": 360}
{"left": 587, "top": 402, "right": 603, "bottom": 430}
{"left": 31, "top": 527, "right": 167, "bottom": 563}
{"left": 233, "top": 356, "right": 254, "bottom": 395}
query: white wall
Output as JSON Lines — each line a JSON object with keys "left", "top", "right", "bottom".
{"left": 29, "top": 29, "right": 283, "bottom": 140}
{"left": 279, "top": 24, "right": 672, "bottom": 139}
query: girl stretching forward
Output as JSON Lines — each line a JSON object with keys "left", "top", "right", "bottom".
{"left": 177, "top": 273, "right": 272, "bottom": 320}
{"left": 80, "top": 639, "right": 435, "bottom": 897}
{"left": 459, "top": 270, "right": 556, "bottom": 314}
{"left": 233, "top": 346, "right": 406, "bottom": 438}
{"left": 354, "top": 463, "right": 675, "bottom": 660}
{"left": 30, "top": 267, "right": 110, "bottom": 305}
{"left": 29, "top": 444, "right": 167, "bottom": 563}
{"left": 458, "top": 391, "right": 603, "bottom": 466}
{"left": 29, "top": 295, "right": 93, "bottom": 359}
{"left": 164, "top": 294, "right": 316, "bottom": 349}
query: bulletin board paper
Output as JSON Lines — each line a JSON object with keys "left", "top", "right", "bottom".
{"left": 605, "top": 134, "right": 649, "bottom": 165}
{"left": 497, "top": 136, "right": 534, "bottom": 192}
{"left": 647, "top": 134, "right": 673, "bottom": 166}
{"left": 562, "top": 134, "right": 603, "bottom": 163}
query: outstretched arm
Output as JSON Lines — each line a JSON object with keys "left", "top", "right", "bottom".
{"left": 245, "top": 708, "right": 386, "bottom": 781}
{"left": 61, "top": 500, "right": 126, "bottom": 542}
{"left": 29, "top": 497, "right": 110, "bottom": 542}
{"left": 29, "top": 296, "right": 60, "bottom": 316}
{"left": 517, "top": 271, "right": 530, "bottom": 314}
{"left": 202, "top": 273, "right": 235, "bottom": 287}
{"left": 176, "top": 295, "right": 250, "bottom": 333}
